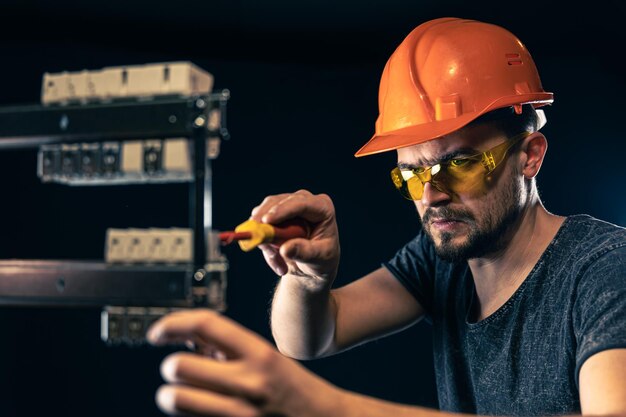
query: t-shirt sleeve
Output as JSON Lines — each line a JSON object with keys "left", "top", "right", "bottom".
{"left": 382, "top": 233, "right": 437, "bottom": 317}
{"left": 573, "top": 244, "right": 626, "bottom": 387}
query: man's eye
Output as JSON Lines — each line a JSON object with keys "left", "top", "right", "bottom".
{"left": 449, "top": 159, "right": 470, "bottom": 167}
{"left": 412, "top": 167, "right": 426, "bottom": 174}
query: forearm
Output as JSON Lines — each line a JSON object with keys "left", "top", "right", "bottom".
{"left": 270, "top": 273, "right": 338, "bottom": 359}
{"left": 316, "top": 386, "right": 604, "bottom": 417}
{"left": 327, "top": 389, "right": 607, "bottom": 417}
{"left": 333, "top": 390, "right": 438, "bottom": 417}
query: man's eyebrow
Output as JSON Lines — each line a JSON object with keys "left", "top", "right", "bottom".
{"left": 397, "top": 147, "right": 480, "bottom": 169}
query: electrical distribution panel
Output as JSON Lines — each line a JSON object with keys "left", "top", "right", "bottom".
{"left": 0, "top": 62, "right": 230, "bottom": 345}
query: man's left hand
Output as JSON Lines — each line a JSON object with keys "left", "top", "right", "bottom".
{"left": 147, "top": 309, "right": 343, "bottom": 417}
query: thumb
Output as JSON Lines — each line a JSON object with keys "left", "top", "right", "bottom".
{"left": 279, "top": 238, "right": 321, "bottom": 262}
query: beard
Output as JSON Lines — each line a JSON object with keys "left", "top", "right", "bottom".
{"left": 420, "top": 174, "right": 525, "bottom": 263}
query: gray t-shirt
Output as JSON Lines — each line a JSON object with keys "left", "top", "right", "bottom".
{"left": 383, "top": 214, "right": 626, "bottom": 415}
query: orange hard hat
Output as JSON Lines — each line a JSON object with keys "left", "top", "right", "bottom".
{"left": 355, "top": 17, "right": 553, "bottom": 157}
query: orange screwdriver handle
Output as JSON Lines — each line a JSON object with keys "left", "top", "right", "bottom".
{"left": 231, "top": 218, "right": 311, "bottom": 252}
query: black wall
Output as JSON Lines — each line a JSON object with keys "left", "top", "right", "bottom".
{"left": 0, "top": 1, "right": 624, "bottom": 416}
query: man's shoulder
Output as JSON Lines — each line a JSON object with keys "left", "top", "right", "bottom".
{"left": 552, "top": 214, "right": 626, "bottom": 275}
{"left": 559, "top": 214, "right": 626, "bottom": 251}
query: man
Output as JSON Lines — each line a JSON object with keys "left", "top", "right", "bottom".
{"left": 147, "top": 17, "right": 626, "bottom": 417}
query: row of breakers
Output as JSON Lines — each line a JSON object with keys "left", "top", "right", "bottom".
{"left": 38, "top": 138, "right": 193, "bottom": 185}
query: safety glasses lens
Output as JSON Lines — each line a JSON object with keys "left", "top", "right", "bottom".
{"left": 390, "top": 133, "right": 527, "bottom": 201}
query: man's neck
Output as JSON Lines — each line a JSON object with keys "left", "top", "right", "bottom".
{"left": 467, "top": 201, "right": 565, "bottom": 322}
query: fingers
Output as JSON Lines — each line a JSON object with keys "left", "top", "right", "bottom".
{"left": 184, "top": 340, "right": 228, "bottom": 361}
{"left": 279, "top": 238, "right": 333, "bottom": 263}
{"left": 149, "top": 310, "right": 286, "bottom": 416}
{"left": 149, "top": 310, "right": 330, "bottom": 417}
{"left": 147, "top": 310, "right": 269, "bottom": 359}
{"left": 259, "top": 237, "right": 338, "bottom": 276}
{"left": 160, "top": 353, "right": 265, "bottom": 401}
{"left": 258, "top": 244, "right": 288, "bottom": 276}
{"left": 249, "top": 191, "right": 339, "bottom": 280}
{"left": 156, "top": 384, "right": 259, "bottom": 417}
{"left": 250, "top": 192, "right": 301, "bottom": 222}
{"left": 250, "top": 190, "right": 334, "bottom": 226}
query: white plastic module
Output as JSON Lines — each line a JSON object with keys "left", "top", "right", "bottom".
{"left": 105, "top": 228, "right": 194, "bottom": 264}
{"left": 66, "top": 71, "right": 91, "bottom": 101}
{"left": 90, "top": 68, "right": 126, "bottom": 100}
{"left": 121, "top": 141, "right": 143, "bottom": 175}
{"left": 163, "top": 138, "right": 191, "bottom": 173}
{"left": 126, "top": 229, "right": 152, "bottom": 262}
{"left": 105, "top": 229, "right": 131, "bottom": 263}
{"left": 41, "top": 62, "right": 214, "bottom": 104}
{"left": 168, "top": 228, "right": 194, "bottom": 263}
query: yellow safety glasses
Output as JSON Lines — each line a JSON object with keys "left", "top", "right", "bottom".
{"left": 390, "top": 132, "right": 530, "bottom": 201}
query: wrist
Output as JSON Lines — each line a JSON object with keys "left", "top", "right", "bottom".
{"left": 286, "top": 372, "right": 350, "bottom": 417}
{"left": 281, "top": 270, "right": 334, "bottom": 294}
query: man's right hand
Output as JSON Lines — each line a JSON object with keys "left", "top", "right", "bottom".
{"left": 256, "top": 190, "right": 422, "bottom": 360}
{"left": 250, "top": 189, "right": 340, "bottom": 290}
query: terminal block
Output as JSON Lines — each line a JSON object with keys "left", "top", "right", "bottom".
{"left": 105, "top": 228, "right": 194, "bottom": 264}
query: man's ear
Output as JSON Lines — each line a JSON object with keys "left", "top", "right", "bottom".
{"left": 521, "top": 132, "right": 547, "bottom": 179}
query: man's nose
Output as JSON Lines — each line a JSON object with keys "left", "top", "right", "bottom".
{"left": 420, "top": 181, "right": 451, "bottom": 207}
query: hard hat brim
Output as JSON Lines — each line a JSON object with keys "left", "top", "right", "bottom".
{"left": 355, "top": 93, "right": 553, "bottom": 157}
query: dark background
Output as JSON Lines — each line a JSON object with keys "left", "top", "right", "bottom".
{"left": 0, "top": 1, "right": 625, "bottom": 416}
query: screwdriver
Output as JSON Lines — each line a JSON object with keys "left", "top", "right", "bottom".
{"left": 219, "top": 218, "right": 310, "bottom": 252}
